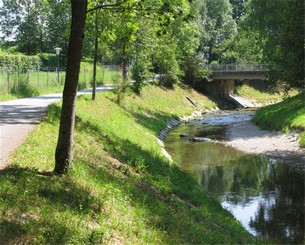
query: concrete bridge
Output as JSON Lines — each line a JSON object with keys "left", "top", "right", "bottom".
{"left": 206, "top": 63, "right": 268, "bottom": 80}
{"left": 204, "top": 64, "right": 269, "bottom": 107}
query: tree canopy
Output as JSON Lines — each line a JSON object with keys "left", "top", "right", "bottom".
{"left": 1, "top": 0, "right": 303, "bottom": 88}
{"left": 246, "top": 0, "right": 304, "bottom": 87}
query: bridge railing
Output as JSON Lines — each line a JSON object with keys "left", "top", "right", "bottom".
{"left": 205, "top": 64, "right": 269, "bottom": 72}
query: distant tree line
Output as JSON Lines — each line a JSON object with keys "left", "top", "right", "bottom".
{"left": 0, "top": 0, "right": 303, "bottom": 89}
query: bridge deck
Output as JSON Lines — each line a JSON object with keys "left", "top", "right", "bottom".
{"left": 205, "top": 64, "right": 269, "bottom": 80}
{"left": 205, "top": 64, "right": 269, "bottom": 72}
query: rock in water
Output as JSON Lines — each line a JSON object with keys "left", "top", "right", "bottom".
{"left": 191, "top": 137, "right": 212, "bottom": 142}
{"left": 180, "top": 134, "right": 189, "bottom": 138}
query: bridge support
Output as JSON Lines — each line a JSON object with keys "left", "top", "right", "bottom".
{"left": 203, "top": 64, "right": 268, "bottom": 107}
{"left": 205, "top": 79, "right": 235, "bottom": 98}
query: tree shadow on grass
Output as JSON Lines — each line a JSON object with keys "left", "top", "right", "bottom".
{"left": 237, "top": 80, "right": 283, "bottom": 94}
{"left": 0, "top": 166, "right": 105, "bottom": 244}
{"left": 0, "top": 220, "right": 26, "bottom": 244}
{"left": 125, "top": 108, "right": 179, "bottom": 136}
{"left": 177, "top": 82, "right": 235, "bottom": 109}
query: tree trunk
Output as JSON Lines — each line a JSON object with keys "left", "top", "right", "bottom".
{"left": 122, "top": 42, "right": 128, "bottom": 81}
{"left": 92, "top": 10, "right": 98, "bottom": 101}
{"left": 54, "top": 0, "right": 87, "bottom": 174}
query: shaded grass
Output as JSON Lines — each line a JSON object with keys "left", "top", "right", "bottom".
{"left": 235, "top": 81, "right": 298, "bottom": 105}
{"left": 253, "top": 92, "right": 305, "bottom": 147}
{"left": 1, "top": 84, "right": 261, "bottom": 244}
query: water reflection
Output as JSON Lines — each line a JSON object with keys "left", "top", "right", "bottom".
{"left": 164, "top": 111, "right": 304, "bottom": 244}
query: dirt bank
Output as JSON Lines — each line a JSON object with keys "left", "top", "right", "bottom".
{"left": 225, "top": 120, "right": 305, "bottom": 170}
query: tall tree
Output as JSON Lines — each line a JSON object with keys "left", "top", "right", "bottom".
{"left": 247, "top": 0, "right": 304, "bottom": 88}
{"left": 54, "top": 0, "right": 195, "bottom": 173}
{"left": 54, "top": 0, "right": 87, "bottom": 174}
{"left": 44, "top": 0, "right": 71, "bottom": 55}
{"left": 229, "top": 0, "right": 247, "bottom": 21}
{"left": 0, "top": 0, "right": 71, "bottom": 55}
{"left": 92, "top": 9, "right": 99, "bottom": 100}
{"left": 197, "top": 0, "right": 237, "bottom": 63}
{"left": 0, "top": 0, "right": 46, "bottom": 54}
{"left": 54, "top": 0, "right": 132, "bottom": 173}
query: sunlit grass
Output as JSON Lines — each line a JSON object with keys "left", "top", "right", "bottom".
{"left": 235, "top": 82, "right": 298, "bottom": 105}
{"left": 254, "top": 92, "right": 305, "bottom": 147}
{"left": 0, "top": 64, "right": 121, "bottom": 101}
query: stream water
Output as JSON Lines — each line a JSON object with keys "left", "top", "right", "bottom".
{"left": 164, "top": 110, "right": 304, "bottom": 244}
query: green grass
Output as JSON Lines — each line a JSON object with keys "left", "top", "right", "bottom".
{"left": 0, "top": 70, "right": 65, "bottom": 101}
{"left": 253, "top": 92, "right": 305, "bottom": 147}
{"left": 0, "top": 64, "right": 121, "bottom": 101}
{"left": 0, "top": 84, "right": 261, "bottom": 244}
{"left": 235, "top": 81, "right": 298, "bottom": 105}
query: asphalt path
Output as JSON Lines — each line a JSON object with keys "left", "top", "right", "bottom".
{"left": 0, "top": 85, "right": 114, "bottom": 169}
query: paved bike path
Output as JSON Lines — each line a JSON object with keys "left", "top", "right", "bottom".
{"left": 0, "top": 85, "right": 114, "bottom": 169}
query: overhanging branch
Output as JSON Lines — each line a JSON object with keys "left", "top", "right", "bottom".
{"left": 101, "top": 7, "right": 166, "bottom": 12}
{"left": 86, "top": 0, "right": 129, "bottom": 14}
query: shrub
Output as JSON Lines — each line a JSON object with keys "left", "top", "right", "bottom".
{"left": 0, "top": 54, "right": 41, "bottom": 71}
{"left": 131, "top": 57, "right": 152, "bottom": 94}
{"left": 112, "top": 75, "right": 128, "bottom": 105}
{"left": 181, "top": 53, "right": 212, "bottom": 91}
{"left": 155, "top": 46, "right": 181, "bottom": 88}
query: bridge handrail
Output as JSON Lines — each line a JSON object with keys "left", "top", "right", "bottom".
{"left": 205, "top": 64, "right": 269, "bottom": 72}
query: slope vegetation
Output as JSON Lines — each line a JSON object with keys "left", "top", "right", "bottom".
{"left": 253, "top": 92, "right": 305, "bottom": 147}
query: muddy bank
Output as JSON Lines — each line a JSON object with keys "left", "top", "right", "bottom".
{"left": 225, "top": 119, "right": 305, "bottom": 170}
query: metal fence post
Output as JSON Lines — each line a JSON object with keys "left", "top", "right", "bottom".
{"left": 46, "top": 67, "right": 48, "bottom": 87}
{"left": 17, "top": 66, "right": 20, "bottom": 87}
{"left": 37, "top": 67, "right": 40, "bottom": 88}
{"left": 102, "top": 66, "right": 105, "bottom": 84}
{"left": 7, "top": 68, "right": 10, "bottom": 91}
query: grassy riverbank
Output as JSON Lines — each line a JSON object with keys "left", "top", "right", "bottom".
{"left": 0, "top": 84, "right": 260, "bottom": 244}
{"left": 253, "top": 92, "right": 305, "bottom": 147}
{"left": 235, "top": 81, "right": 298, "bottom": 105}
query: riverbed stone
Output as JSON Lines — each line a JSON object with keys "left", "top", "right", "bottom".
{"left": 191, "top": 137, "right": 212, "bottom": 142}
{"left": 180, "top": 134, "right": 189, "bottom": 138}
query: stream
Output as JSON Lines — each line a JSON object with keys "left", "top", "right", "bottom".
{"left": 164, "top": 110, "right": 304, "bottom": 244}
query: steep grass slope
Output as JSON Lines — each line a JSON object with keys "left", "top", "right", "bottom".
{"left": 254, "top": 92, "right": 305, "bottom": 147}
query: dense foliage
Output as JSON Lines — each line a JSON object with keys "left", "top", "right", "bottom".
{"left": 1, "top": 0, "right": 303, "bottom": 89}
{"left": 0, "top": 52, "right": 41, "bottom": 71}
{"left": 0, "top": 0, "right": 70, "bottom": 55}
{"left": 246, "top": 0, "right": 304, "bottom": 88}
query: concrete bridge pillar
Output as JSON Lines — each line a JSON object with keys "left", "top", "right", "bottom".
{"left": 205, "top": 79, "right": 235, "bottom": 98}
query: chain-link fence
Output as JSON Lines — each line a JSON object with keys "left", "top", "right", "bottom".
{"left": 0, "top": 65, "right": 122, "bottom": 95}
{"left": 0, "top": 67, "right": 64, "bottom": 94}
{"left": 78, "top": 65, "right": 122, "bottom": 90}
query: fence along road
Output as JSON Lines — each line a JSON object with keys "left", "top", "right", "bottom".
{"left": 0, "top": 85, "right": 114, "bottom": 170}
{"left": 0, "top": 65, "right": 121, "bottom": 93}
